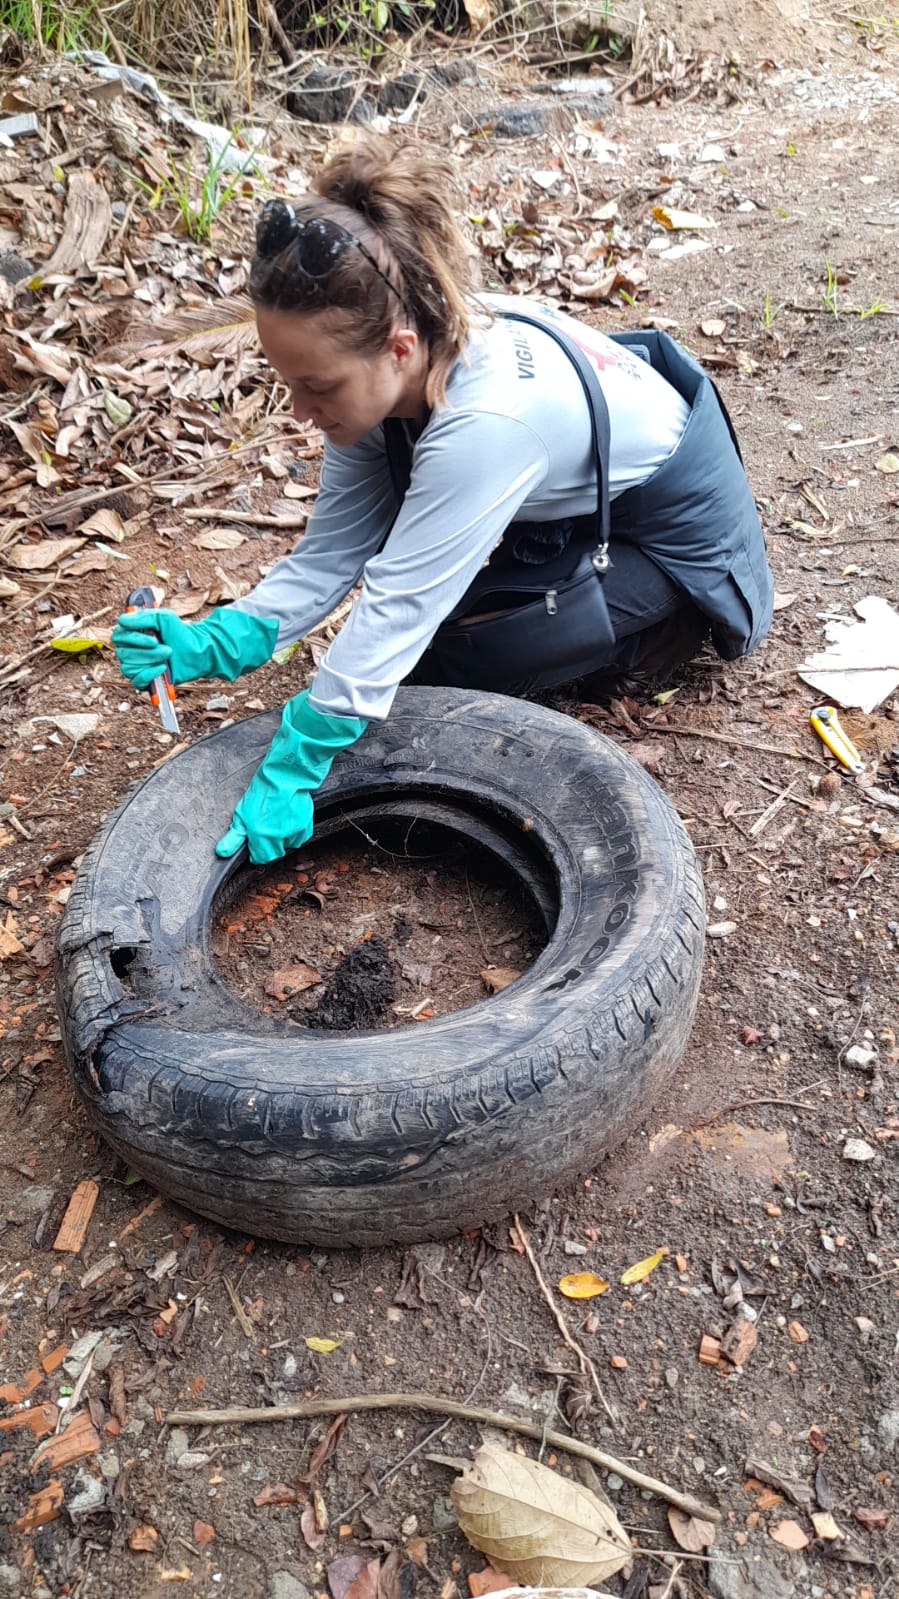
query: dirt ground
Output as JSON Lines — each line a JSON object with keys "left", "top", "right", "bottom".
{"left": 1, "top": 6, "right": 898, "bottom": 1598}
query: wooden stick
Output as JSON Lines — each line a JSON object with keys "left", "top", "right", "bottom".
{"left": 513, "top": 1214, "right": 621, "bottom": 1430}
{"left": 786, "top": 302, "right": 899, "bottom": 318}
{"left": 748, "top": 778, "right": 798, "bottom": 837}
{"left": 164, "top": 1391, "right": 721, "bottom": 1523}
{"left": 182, "top": 507, "right": 309, "bottom": 529}
{"left": 650, "top": 723, "right": 824, "bottom": 765}
{"left": 223, "top": 1274, "right": 256, "bottom": 1341}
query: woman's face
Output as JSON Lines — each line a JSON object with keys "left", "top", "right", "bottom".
{"left": 255, "top": 305, "right": 424, "bottom": 448}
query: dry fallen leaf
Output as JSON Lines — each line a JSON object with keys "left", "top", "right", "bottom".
{"left": 773, "top": 591, "right": 798, "bottom": 611}
{"left": 6, "top": 536, "right": 85, "bottom": 570}
{"left": 0, "top": 912, "right": 25, "bottom": 960}
{"left": 770, "top": 1519, "right": 810, "bottom": 1551}
{"left": 558, "top": 1273, "right": 610, "bottom": 1300}
{"left": 327, "top": 1555, "right": 379, "bottom": 1599}
{"left": 252, "top": 1482, "right": 299, "bottom": 1507}
{"left": 264, "top": 962, "right": 322, "bottom": 1002}
{"left": 668, "top": 1507, "right": 717, "bottom": 1552}
{"left": 620, "top": 1248, "right": 667, "bottom": 1285}
{"left": 191, "top": 527, "right": 246, "bottom": 551}
{"left": 451, "top": 1443, "right": 631, "bottom": 1585}
{"left": 304, "top": 1336, "right": 341, "bottom": 1354}
{"left": 701, "top": 318, "right": 726, "bottom": 337}
{"left": 787, "top": 1320, "right": 809, "bottom": 1343}
{"left": 300, "top": 1495, "right": 326, "bottom": 1551}
{"left": 65, "top": 549, "right": 111, "bottom": 577}
{"left": 466, "top": 1570, "right": 515, "bottom": 1598}
{"left": 854, "top": 1507, "right": 888, "bottom": 1530}
{"left": 169, "top": 590, "right": 209, "bottom": 617}
{"left": 128, "top": 1523, "right": 158, "bottom": 1552}
{"left": 481, "top": 965, "right": 520, "bottom": 993}
{"left": 79, "top": 508, "right": 128, "bottom": 542}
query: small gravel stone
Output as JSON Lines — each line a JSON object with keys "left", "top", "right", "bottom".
{"left": 269, "top": 1576, "right": 310, "bottom": 1599}
{"left": 0, "top": 1565, "right": 23, "bottom": 1597}
{"left": 63, "top": 1330, "right": 103, "bottom": 1376}
{"left": 563, "top": 1239, "right": 588, "bottom": 1256}
{"left": 606, "top": 1473, "right": 624, "bottom": 1491}
{"left": 432, "top": 1494, "right": 457, "bottom": 1532}
{"left": 177, "top": 1451, "right": 211, "bottom": 1470}
{"left": 877, "top": 1410, "right": 899, "bottom": 1453}
{"left": 165, "top": 1428, "right": 190, "bottom": 1465}
{"left": 13, "top": 1185, "right": 55, "bottom": 1217}
{"left": 843, "top": 1138, "right": 877, "bottom": 1162}
{"left": 68, "top": 1476, "right": 106, "bottom": 1516}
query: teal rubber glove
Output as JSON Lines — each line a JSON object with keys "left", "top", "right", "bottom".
{"left": 112, "top": 606, "right": 279, "bottom": 690}
{"left": 216, "top": 690, "right": 367, "bottom": 865}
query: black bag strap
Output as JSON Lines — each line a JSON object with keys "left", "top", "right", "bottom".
{"left": 382, "top": 308, "right": 614, "bottom": 573}
{"left": 383, "top": 415, "right": 413, "bottom": 504}
{"left": 496, "top": 307, "right": 612, "bottom": 573}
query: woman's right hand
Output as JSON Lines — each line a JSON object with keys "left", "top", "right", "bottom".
{"left": 112, "top": 606, "right": 280, "bottom": 688}
{"left": 113, "top": 609, "right": 194, "bottom": 688}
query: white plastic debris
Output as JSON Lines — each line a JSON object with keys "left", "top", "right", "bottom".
{"left": 797, "top": 596, "right": 899, "bottom": 713}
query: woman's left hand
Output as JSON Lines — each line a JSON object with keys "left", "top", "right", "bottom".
{"left": 215, "top": 690, "right": 367, "bottom": 865}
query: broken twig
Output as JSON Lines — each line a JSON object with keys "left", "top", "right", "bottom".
{"left": 513, "top": 1213, "right": 621, "bottom": 1430}
{"left": 165, "top": 1390, "right": 721, "bottom": 1523}
{"left": 182, "top": 507, "right": 310, "bottom": 529}
{"left": 651, "top": 723, "right": 824, "bottom": 765}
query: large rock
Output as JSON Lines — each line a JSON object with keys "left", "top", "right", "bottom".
{"left": 286, "top": 66, "right": 373, "bottom": 124}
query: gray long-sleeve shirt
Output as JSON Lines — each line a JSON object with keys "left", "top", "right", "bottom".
{"left": 234, "top": 296, "right": 689, "bottom": 720}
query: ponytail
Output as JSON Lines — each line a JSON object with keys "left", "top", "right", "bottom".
{"left": 250, "top": 133, "right": 477, "bottom": 407}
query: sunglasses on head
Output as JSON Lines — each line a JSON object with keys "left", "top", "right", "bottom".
{"left": 255, "top": 197, "right": 404, "bottom": 308}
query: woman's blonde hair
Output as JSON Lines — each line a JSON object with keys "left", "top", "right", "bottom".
{"left": 250, "top": 133, "right": 477, "bottom": 406}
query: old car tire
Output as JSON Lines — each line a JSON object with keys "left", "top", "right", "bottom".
{"left": 56, "top": 687, "right": 705, "bottom": 1247}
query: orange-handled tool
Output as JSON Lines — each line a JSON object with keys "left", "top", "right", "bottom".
{"left": 125, "top": 586, "right": 180, "bottom": 734}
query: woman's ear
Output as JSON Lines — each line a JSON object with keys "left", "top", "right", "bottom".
{"left": 390, "top": 327, "right": 420, "bottom": 368}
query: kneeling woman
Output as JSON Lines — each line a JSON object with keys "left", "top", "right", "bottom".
{"left": 114, "top": 134, "right": 773, "bottom": 864}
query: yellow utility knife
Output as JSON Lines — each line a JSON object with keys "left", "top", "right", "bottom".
{"left": 809, "top": 705, "right": 864, "bottom": 775}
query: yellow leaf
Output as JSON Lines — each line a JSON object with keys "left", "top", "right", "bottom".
{"left": 652, "top": 205, "right": 717, "bottom": 231}
{"left": 50, "top": 636, "right": 105, "bottom": 653}
{"left": 304, "top": 1337, "right": 341, "bottom": 1354}
{"left": 620, "top": 1248, "right": 667, "bottom": 1285}
{"left": 558, "top": 1273, "right": 610, "bottom": 1300}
